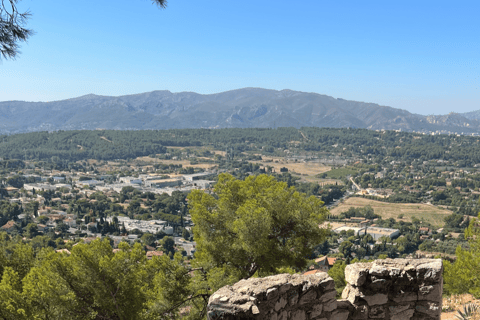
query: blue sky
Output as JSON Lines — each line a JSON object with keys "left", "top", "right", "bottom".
{"left": 1, "top": 0, "right": 478, "bottom": 115}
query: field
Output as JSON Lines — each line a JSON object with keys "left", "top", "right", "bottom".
{"left": 134, "top": 157, "right": 217, "bottom": 170}
{"left": 250, "top": 156, "right": 331, "bottom": 176}
{"left": 321, "top": 167, "right": 358, "bottom": 179}
{"left": 329, "top": 197, "right": 453, "bottom": 227}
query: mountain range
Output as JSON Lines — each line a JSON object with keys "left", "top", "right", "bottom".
{"left": 1, "top": 88, "right": 479, "bottom": 134}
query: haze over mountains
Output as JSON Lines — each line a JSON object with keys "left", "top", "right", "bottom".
{"left": 1, "top": 88, "right": 480, "bottom": 135}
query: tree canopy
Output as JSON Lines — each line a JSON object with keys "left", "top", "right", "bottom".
{"left": 444, "top": 213, "right": 480, "bottom": 298}
{"left": 189, "top": 173, "right": 329, "bottom": 279}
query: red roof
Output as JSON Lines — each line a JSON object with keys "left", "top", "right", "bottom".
{"left": 1, "top": 221, "right": 16, "bottom": 230}
{"left": 314, "top": 256, "right": 337, "bottom": 266}
{"left": 303, "top": 270, "right": 324, "bottom": 276}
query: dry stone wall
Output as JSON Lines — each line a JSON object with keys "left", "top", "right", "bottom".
{"left": 207, "top": 259, "right": 443, "bottom": 320}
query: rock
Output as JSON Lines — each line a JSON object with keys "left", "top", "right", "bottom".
{"left": 416, "top": 260, "right": 443, "bottom": 282}
{"left": 291, "top": 310, "right": 305, "bottom": 320}
{"left": 362, "top": 293, "right": 388, "bottom": 306}
{"left": 309, "top": 304, "right": 323, "bottom": 318}
{"left": 418, "top": 284, "right": 442, "bottom": 301}
{"left": 323, "top": 299, "right": 338, "bottom": 312}
{"left": 368, "top": 305, "right": 386, "bottom": 318}
{"left": 274, "top": 296, "right": 287, "bottom": 312}
{"left": 330, "top": 309, "right": 349, "bottom": 320}
{"left": 391, "top": 308, "right": 415, "bottom": 320}
{"left": 251, "top": 305, "right": 260, "bottom": 314}
{"left": 415, "top": 301, "right": 441, "bottom": 318}
{"left": 206, "top": 259, "right": 443, "bottom": 320}
{"left": 345, "top": 263, "right": 370, "bottom": 286}
{"left": 298, "top": 289, "right": 317, "bottom": 305}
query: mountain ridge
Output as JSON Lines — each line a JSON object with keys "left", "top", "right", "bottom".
{"left": 1, "top": 88, "right": 479, "bottom": 134}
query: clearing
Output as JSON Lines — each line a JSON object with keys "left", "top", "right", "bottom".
{"left": 329, "top": 197, "right": 453, "bottom": 227}
{"left": 135, "top": 157, "right": 217, "bottom": 170}
{"left": 250, "top": 157, "right": 330, "bottom": 176}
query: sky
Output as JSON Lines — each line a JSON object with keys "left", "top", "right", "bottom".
{"left": 1, "top": 0, "right": 479, "bottom": 115}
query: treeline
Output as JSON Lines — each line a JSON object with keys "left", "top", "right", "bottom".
{"left": 2, "top": 128, "right": 480, "bottom": 164}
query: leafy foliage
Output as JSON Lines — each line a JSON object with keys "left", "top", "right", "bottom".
{"left": 444, "top": 214, "right": 480, "bottom": 298}
{"left": 189, "top": 173, "right": 329, "bottom": 279}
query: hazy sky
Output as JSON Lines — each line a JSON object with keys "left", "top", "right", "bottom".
{"left": 1, "top": 0, "right": 479, "bottom": 115}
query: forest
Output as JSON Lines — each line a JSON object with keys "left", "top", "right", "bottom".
{"left": 2, "top": 128, "right": 480, "bottom": 165}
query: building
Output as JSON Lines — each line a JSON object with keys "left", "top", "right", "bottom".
{"left": 145, "top": 178, "right": 183, "bottom": 188}
{"left": 314, "top": 256, "right": 337, "bottom": 272}
{"left": 359, "top": 226, "right": 400, "bottom": 240}
{"left": 333, "top": 225, "right": 400, "bottom": 240}
{"left": 1, "top": 220, "right": 17, "bottom": 233}
{"left": 119, "top": 177, "right": 142, "bottom": 185}
{"left": 76, "top": 180, "right": 105, "bottom": 188}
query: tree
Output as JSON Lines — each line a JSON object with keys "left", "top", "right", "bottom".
{"left": 0, "top": 0, "right": 33, "bottom": 60}
{"left": 141, "top": 232, "right": 156, "bottom": 247}
{"left": 181, "top": 228, "right": 190, "bottom": 240}
{"left": 444, "top": 213, "right": 480, "bottom": 297}
{"left": 328, "top": 260, "right": 347, "bottom": 296}
{"left": 36, "top": 215, "right": 49, "bottom": 225}
{"left": 160, "top": 236, "right": 175, "bottom": 256}
{"left": 188, "top": 173, "right": 329, "bottom": 279}
{"left": 1, "top": 0, "right": 167, "bottom": 60}
{"left": 23, "top": 223, "right": 38, "bottom": 239}
{"left": 339, "top": 240, "right": 354, "bottom": 259}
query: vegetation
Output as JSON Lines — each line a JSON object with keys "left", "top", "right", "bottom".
{"left": 0, "top": 173, "right": 329, "bottom": 319}
{"left": 444, "top": 214, "right": 480, "bottom": 298}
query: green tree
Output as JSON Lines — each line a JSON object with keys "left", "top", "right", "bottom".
{"left": 160, "top": 236, "right": 175, "bottom": 256}
{"left": 444, "top": 213, "right": 480, "bottom": 297}
{"left": 37, "top": 215, "right": 49, "bottom": 225}
{"left": 189, "top": 173, "right": 328, "bottom": 279}
{"left": 328, "top": 260, "right": 347, "bottom": 297}
{"left": 22, "top": 239, "right": 150, "bottom": 319}
{"left": 24, "top": 223, "right": 38, "bottom": 239}
{"left": 181, "top": 228, "right": 190, "bottom": 240}
{"left": 141, "top": 233, "right": 156, "bottom": 247}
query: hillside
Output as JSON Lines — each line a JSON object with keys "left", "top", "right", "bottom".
{"left": 1, "top": 88, "right": 480, "bottom": 134}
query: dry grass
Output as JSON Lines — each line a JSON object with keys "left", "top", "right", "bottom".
{"left": 135, "top": 157, "right": 216, "bottom": 170}
{"left": 249, "top": 157, "right": 330, "bottom": 176}
{"left": 329, "top": 197, "right": 453, "bottom": 227}
{"left": 303, "top": 175, "right": 344, "bottom": 186}
{"left": 442, "top": 294, "right": 480, "bottom": 319}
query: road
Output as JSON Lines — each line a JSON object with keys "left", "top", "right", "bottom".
{"left": 173, "top": 236, "right": 196, "bottom": 257}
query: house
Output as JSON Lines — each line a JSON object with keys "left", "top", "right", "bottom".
{"left": 37, "top": 224, "right": 49, "bottom": 232}
{"left": 419, "top": 227, "right": 432, "bottom": 235}
{"left": 5, "top": 187, "right": 18, "bottom": 195}
{"left": 1, "top": 220, "right": 17, "bottom": 233}
{"left": 146, "top": 251, "right": 164, "bottom": 260}
{"left": 64, "top": 218, "right": 76, "bottom": 227}
{"left": 313, "top": 256, "right": 337, "bottom": 272}
{"left": 87, "top": 222, "right": 98, "bottom": 229}
{"left": 303, "top": 269, "right": 325, "bottom": 276}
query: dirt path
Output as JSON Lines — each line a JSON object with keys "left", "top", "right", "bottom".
{"left": 298, "top": 130, "right": 309, "bottom": 141}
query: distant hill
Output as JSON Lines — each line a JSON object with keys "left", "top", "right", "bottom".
{"left": 1, "top": 88, "right": 479, "bottom": 134}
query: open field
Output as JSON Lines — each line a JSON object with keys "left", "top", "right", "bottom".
{"left": 249, "top": 156, "right": 331, "bottom": 176}
{"left": 321, "top": 167, "right": 358, "bottom": 179}
{"left": 329, "top": 197, "right": 453, "bottom": 227}
{"left": 134, "top": 157, "right": 217, "bottom": 170}
{"left": 302, "top": 175, "right": 344, "bottom": 186}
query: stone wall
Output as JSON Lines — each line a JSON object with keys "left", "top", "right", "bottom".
{"left": 207, "top": 258, "right": 443, "bottom": 320}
